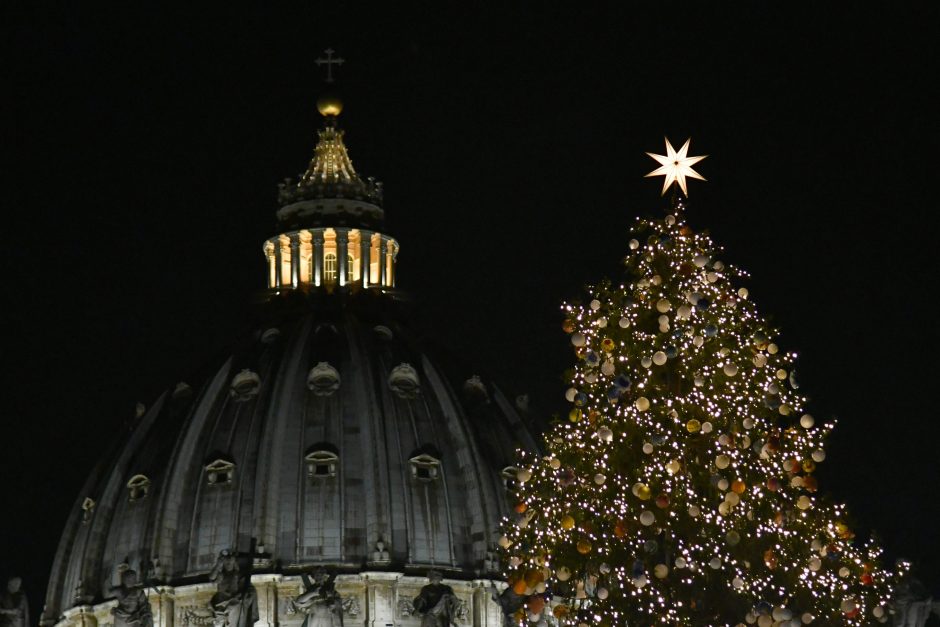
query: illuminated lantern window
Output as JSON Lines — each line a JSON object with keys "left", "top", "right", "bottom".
{"left": 347, "top": 253, "right": 355, "bottom": 282}
{"left": 324, "top": 252, "right": 337, "bottom": 282}
{"left": 205, "top": 457, "right": 235, "bottom": 486}
{"left": 127, "top": 475, "right": 151, "bottom": 502}
{"left": 305, "top": 444, "right": 339, "bottom": 479}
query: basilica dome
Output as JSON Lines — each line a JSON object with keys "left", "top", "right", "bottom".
{"left": 42, "top": 89, "right": 539, "bottom": 627}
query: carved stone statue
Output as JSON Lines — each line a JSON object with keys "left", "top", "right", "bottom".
{"left": 489, "top": 582, "right": 525, "bottom": 627}
{"left": 108, "top": 566, "right": 153, "bottom": 627}
{"left": 412, "top": 570, "right": 459, "bottom": 627}
{"left": 894, "top": 577, "right": 940, "bottom": 627}
{"left": 0, "top": 578, "right": 29, "bottom": 627}
{"left": 208, "top": 550, "right": 258, "bottom": 627}
{"left": 290, "top": 568, "right": 343, "bottom": 627}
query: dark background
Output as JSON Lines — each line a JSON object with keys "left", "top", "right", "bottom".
{"left": 4, "top": 2, "right": 939, "bottom": 619}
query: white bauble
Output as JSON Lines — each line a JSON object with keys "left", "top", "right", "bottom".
{"left": 715, "top": 454, "right": 730, "bottom": 469}
{"left": 639, "top": 510, "right": 655, "bottom": 526}
{"left": 812, "top": 449, "right": 826, "bottom": 462}
{"left": 629, "top": 239, "right": 640, "bottom": 250}
{"left": 601, "top": 361, "right": 616, "bottom": 376}
{"left": 590, "top": 299, "right": 601, "bottom": 311}
{"left": 565, "top": 387, "right": 577, "bottom": 402}
{"left": 723, "top": 363, "right": 739, "bottom": 376}
{"left": 635, "top": 396, "right": 650, "bottom": 411}
{"left": 594, "top": 473, "right": 606, "bottom": 485}
{"left": 800, "top": 414, "right": 815, "bottom": 428}
{"left": 571, "top": 333, "right": 586, "bottom": 347}
{"left": 653, "top": 351, "right": 668, "bottom": 365}
{"left": 641, "top": 356, "right": 653, "bottom": 368}
{"left": 642, "top": 442, "right": 654, "bottom": 454}
{"left": 619, "top": 316, "right": 630, "bottom": 328}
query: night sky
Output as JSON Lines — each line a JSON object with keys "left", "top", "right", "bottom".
{"left": 4, "top": 3, "right": 939, "bottom": 618}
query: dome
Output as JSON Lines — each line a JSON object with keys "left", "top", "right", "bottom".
{"left": 42, "top": 71, "right": 539, "bottom": 627}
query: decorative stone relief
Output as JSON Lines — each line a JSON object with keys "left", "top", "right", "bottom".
{"left": 397, "top": 599, "right": 414, "bottom": 618}
{"left": 260, "top": 328, "right": 281, "bottom": 344}
{"left": 341, "top": 596, "right": 360, "bottom": 617}
{"left": 462, "top": 375, "right": 489, "bottom": 403}
{"left": 372, "top": 325, "right": 393, "bottom": 341}
{"left": 180, "top": 606, "right": 214, "bottom": 627}
{"left": 388, "top": 363, "right": 420, "bottom": 399}
{"left": 306, "top": 362, "right": 341, "bottom": 396}
{"left": 230, "top": 370, "right": 261, "bottom": 401}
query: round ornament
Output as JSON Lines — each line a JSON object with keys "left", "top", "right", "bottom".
{"left": 571, "top": 333, "right": 586, "bottom": 347}
{"left": 812, "top": 449, "right": 826, "bottom": 462}
{"left": 641, "top": 356, "right": 653, "bottom": 369}
{"left": 642, "top": 442, "right": 654, "bottom": 454}
{"left": 498, "top": 535, "right": 511, "bottom": 548}
{"left": 726, "top": 530, "right": 741, "bottom": 545}
{"left": 596, "top": 587, "right": 609, "bottom": 600}
{"left": 688, "top": 505, "right": 701, "bottom": 517}
{"left": 768, "top": 343, "right": 779, "bottom": 354}
{"left": 654, "top": 564, "right": 669, "bottom": 578}
{"left": 694, "top": 255, "right": 710, "bottom": 268}
{"left": 569, "top": 407, "right": 583, "bottom": 422}
{"left": 556, "top": 566, "right": 572, "bottom": 582}
{"left": 666, "top": 460, "right": 681, "bottom": 475}
{"left": 709, "top": 557, "right": 722, "bottom": 569}
{"left": 601, "top": 361, "right": 616, "bottom": 376}
{"left": 723, "top": 363, "right": 739, "bottom": 377}
{"left": 577, "top": 539, "right": 592, "bottom": 554}
{"left": 733, "top": 576, "right": 744, "bottom": 589}
{"left": 653, "top": 351, "right": 668, "bottom": 365}
{"left": 687, "top": 419, "right": 702, "bottom": 433}
{"left": 656, "top": 299, "right": 672, "bottom": 313}
{"left": 549, "top": 457, "right": 561, "bottom": 470}
{"left": 639, "top": 510, "right": 655, "bottom": 526}
{"left": 796, "top": 495, "right": 812, "bottom": 510}
{"left": 808, "top": 557, "right": 821, "bottom": 571}
{"left": 590, "top": 299, "right": 601, "bottom": 311}
{"left": 594, "top": 473, "right": 606, "bottom": 485}
{"left": 561, "top": 515, "right": 576, "bottom": 530}
{"left": 596, "top": 426, "right": 614, "bottom": 442}
{"left": 618, "top": 316, "right": 630, "bottom": 328}
{"left": 800, "top": 414, "right": 815, "bottom": 428}
{"left": 717, "top": 478, "right": 729, "bottom": 491}
{"left": 753, "top": 354, "right": 767, "bottom": 368}
{"left": 655, "top": 494, "right": 670, "bottom": 508}
{"left": 738, "top": 287, "right": 749, "bottom": 299}
{"left": 635, "top": 396, "right": 650, "bottom": 411}
{"left": 715, "top": 454, "right": 730, "bottom": 469}
{"left": 732, "top": 480, "right": 746, "bottom": 494}
{"left": 565, "top": 387, "right": 577, "bottom": 402}
{"left": 629, "top": 239, "right": 640, "bottom": 250}
{"left": 677, "top": 304, "right": 692, "bottom": 320}
{"left": 702, "top": 421, "right": 713, "bottom": 433}
{"left": 675, "top": 556, "right": 687, "bottom": 568}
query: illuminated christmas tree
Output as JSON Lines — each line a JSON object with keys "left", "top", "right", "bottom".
{"left": 499, "top": 139, "right": 906, "bottom": 626}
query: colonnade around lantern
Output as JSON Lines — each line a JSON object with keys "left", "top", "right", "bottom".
{"left": 263, "top": 228, "right": 398, "bottom": 290}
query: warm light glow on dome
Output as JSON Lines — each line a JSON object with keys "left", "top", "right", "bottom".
{"left": 317, "top": 94, "right": 343, "bottom": 117}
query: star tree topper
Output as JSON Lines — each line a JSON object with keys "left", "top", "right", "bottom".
{"left": 645, "top": 137, "right": 707, "bottom": 196}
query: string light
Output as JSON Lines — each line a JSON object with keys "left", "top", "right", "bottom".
{"left": 499, "top": 208, "right": 905, "bottom": 626}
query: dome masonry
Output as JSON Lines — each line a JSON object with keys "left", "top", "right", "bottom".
{"left": 42, "top": 83, "right": 539, "bottom": 627}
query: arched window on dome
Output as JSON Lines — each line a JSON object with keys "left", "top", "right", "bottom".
{"left": 324, "top": 253, "right": 337, "bottom": 282}
{"left": 205, "top": 456, "right": 236, "bottom": 486}
{"left": 409, "top": 446, "right": 442, "bottom": 482}
{"left": 347, "top": 253, "right": 355, "bottom": 283}
{"left": 501, "top": 466, "right": 522, "bottom": 491}
{"left": 127, "top": 475, "right": 151, "bottom": 502}
{"left": 305, "top": 444, "right": 339, "bottom": 480}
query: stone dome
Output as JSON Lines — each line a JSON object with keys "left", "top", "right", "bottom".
{"left": 43, "top": 295, "right": 537, "bottom": 623}
{"left": 42, "top": 78, "right": 540, "bottom": 627}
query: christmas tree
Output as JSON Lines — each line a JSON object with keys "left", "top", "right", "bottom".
{"left": 499, "top": 139, "right": 906, "bottom": 626}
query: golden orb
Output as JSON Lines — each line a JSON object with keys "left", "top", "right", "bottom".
{"left": 317, "top": 93, "right": 343, "bottom": 117}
